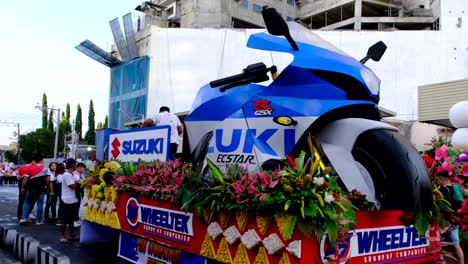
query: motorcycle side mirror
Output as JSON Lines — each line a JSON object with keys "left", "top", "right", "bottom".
{"left": 360, "top": 41, "right": 387, "bottom": 64}
{"left": 262, "top": 7, "right": 299, "bottom": 51}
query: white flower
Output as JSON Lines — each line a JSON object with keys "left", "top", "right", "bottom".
{"left": 312, "top": 177, "right": 325, "bottom": 186}
{"left": 263, "top": 233, "right": 284, "bottom": 255}
{"left": 223, "top": 226, "right": 241, "bottom": 245}
{"left": 324, "top": 192, "right": 335, "bottom": 204}
{"left": 241, "top": 229, "right": 262, "bottom": 250}
{"left": 207, "top": 222, "right": 224, "bottom": 240}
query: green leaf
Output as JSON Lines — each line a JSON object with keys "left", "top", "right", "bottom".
{"left": 297, "top": 221, "right": 314, "bottom": 239}
{"left": 283, "top": 215, "right": 298, "bottom": 241}
{"left": 206, "top": 159, "right": 225, "bottom": 184}
{"left": 325, "top": 218, "right": 339, "bottom": 246}
{"left": 414, "top": 210, "right": 432, "bottom": 236}
{"left": 305, "top": 202, "right": 319, "bottom": 217}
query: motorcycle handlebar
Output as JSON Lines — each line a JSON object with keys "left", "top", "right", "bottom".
{"left": 210, "top": 73, "right": 246, "bottom": 88}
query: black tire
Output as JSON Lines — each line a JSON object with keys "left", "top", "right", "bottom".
{"left": 352, "top": 129, "right": 432, "bottom": 211}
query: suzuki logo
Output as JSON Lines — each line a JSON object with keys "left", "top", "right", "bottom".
{"left": 253, "top": 99, "right": 273, "bottom": 116}
{"left": 111, "top": 138, "right": 121, "bottom": 158}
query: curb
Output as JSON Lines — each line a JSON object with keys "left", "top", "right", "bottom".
{"left": 14, "top": 232, "right": 39, "bottom": 263}
{"left": 0, "top": 225, "right": 17, "bottom": 249}
{"left": 0, "top": 225, "right": 70, "bottom": 264}
{"left": 36, "top": 245, "right": 71, "bottom": 264}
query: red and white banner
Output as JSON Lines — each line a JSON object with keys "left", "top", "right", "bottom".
{"left": 117, "top": 192, "right": 437, "bottom": 264}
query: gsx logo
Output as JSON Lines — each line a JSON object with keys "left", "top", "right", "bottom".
{"left": 126, "top": 196, "right": 140, "bottom": 229}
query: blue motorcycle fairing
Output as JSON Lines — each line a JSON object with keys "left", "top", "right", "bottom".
{"left": 247, "top": 32, "right": 380, "bottom": 98}
{"left": 186, "top": 83, "right": 267, "bottom": 122}
{"left": 243, "top": 96, "right": 376, "bottom": 119}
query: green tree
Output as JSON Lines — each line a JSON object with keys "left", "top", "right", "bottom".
{"left": 64, "top": 103, "right": 72, "bottom": 135}
{"left": 4, "top": 150, "right": 17, "bottom": 163}
{"left": 97, "top": 122, "right": 103, "bottom": 129}
{"left": 47, "top": 109, "right": 54, "bottom": 131}
{"left": 75, "top": 104, "right": 83, "bottom": 141}
{"left": 86, "top": 100, "right": 96, "bottom": 145}
{"left": 103, "top": 115, "right": 109, "bottom": 128}
{"left": 58, "top": 114, "right": 69, "bottom": 155}
{"left": 66, "top": 103, "right": 71, "bottom": 121}
{"left": 42, "top": 93, "right": 48, "bottom": 129}
{"left": 18, "top": 128, "right": 54, "bottom": 162}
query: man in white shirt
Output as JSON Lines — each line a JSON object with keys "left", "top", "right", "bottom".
{"left": 143, "top": 106, "right": 183, "bottom": 160}
{"left": 60, "top": 158, "right": 80, "bottom": 242}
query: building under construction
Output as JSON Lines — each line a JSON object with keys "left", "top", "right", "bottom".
{"left": 137, "top": 0, "right": 440, "bottom": 30}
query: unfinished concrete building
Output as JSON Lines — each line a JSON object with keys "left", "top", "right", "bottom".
{"left": 136, "top": 0, "right": 441, "bottom": 30}
{"left": 300, "top": 0, "right": 439, "bottom": 30}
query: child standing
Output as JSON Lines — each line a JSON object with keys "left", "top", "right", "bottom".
{"left": 60, "top": 159, "right": 80, "bottom": 242}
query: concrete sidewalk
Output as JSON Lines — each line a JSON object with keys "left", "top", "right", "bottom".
{"left": 0, "top": 185, "right": 124, "bottom": 264}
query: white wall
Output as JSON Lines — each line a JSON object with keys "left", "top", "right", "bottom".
{"left": 146, "top": 0, "right": 468, "bottom": 120}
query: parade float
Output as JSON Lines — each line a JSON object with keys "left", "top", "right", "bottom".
{"left": 79, "top": 7, "right": 466, "bottom": 264}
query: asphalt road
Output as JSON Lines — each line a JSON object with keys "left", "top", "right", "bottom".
{"left": 0, "top": 250, "right": 21, "bottom": 264}
{"left": 0, "top": 184, "right": 126, "bottom": 264}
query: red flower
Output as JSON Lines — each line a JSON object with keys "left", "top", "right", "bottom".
{"left": 421, "top": 154, "right": 435, "bottom": 169}
{"left": 462, "top": 165, "right": 468, "bottom": 177}
{"left": 232, "top": 181, "right": 245, "bottom": 195}
{"left": 285, "top": 155, "right": 297, "bottom": 168}
{"left": 436, "top": 161, "right": 452, "bottom": 176}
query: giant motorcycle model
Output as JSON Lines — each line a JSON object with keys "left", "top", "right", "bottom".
{"left": 183, "top": 7, "right": 431, "bottom": 211}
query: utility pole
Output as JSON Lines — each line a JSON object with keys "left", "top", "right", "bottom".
{"left": 0, "top": 121, "right": 20, "bottom": 164}
{"left": 36, "top": 105, "right": 60, "bottom": 160}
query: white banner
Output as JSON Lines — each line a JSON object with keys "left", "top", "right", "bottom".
{"left": 108, "top": 126, "right": 170, "bottom": 162}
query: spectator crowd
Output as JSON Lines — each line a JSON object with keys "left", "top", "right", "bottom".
{"left": 1, "top": 156, "right": 88, "bottom": 243}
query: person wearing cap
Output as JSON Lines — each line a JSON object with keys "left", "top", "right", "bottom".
{"left": 142, "top": 106, "right": 183, "bottom": 161}
{"left": 60, "top": 158, "right": 80, "bottom": 242}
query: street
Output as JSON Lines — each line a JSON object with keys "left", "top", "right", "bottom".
{"left": 0, "top": 250, "right": 20, "bottom": 264}
{"left": 0, "top": 184, "right": 125, "bottom": 264}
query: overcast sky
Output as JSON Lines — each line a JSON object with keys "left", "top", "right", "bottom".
{"left": 0, "top": 0, "right": 141, "bottom": 146}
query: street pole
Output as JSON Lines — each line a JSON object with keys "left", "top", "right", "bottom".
{"left": 54, "top": 108, "right": 60, "bottom": 160}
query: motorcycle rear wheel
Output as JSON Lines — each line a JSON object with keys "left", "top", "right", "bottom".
{"left": 352, "top": 129, "right": 432, "bottom": 211}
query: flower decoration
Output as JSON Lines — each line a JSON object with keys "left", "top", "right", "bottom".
{"left": 113, "top": 160, "right": 191, "bottom": 202}
{"left": 312, "top": 177, "right": 325, "bottom": 186}
{"left": 223, "top": 226, "right": 241, "bottom": 245}
{"left": 207, "top": 222, "right": 224, "bottom": 240}
{"left": 421, "top": 154, "right": 435, "bottom": 169}
{"left": 324, "top": 193, "right": 335, "bottom": 204}
{"left": 436, "top": 161, "right": 452, "bottom": 175}
{"left": 286, "top": 240, "right": 301, "bottom": 259}
{"left": 462, "top": 165, "right": 468, "bottom": 177}
{"left": 263, "top": 233, "right": 284, "bottom": 255}
{"left": 240, "top": 229, "right": 262, "bottom": 250}
{"left": 435, "top": 145, "right": 450, "bottom": 161}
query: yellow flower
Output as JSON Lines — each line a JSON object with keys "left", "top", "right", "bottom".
{"left": 281, "top": 178, "right": 290, "bottom": 185}
{"left": 283, "top": 185, "right": 294, "bottom": 193}
{"left": 295, "top": 178, "right": 304, "bottom": 190}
